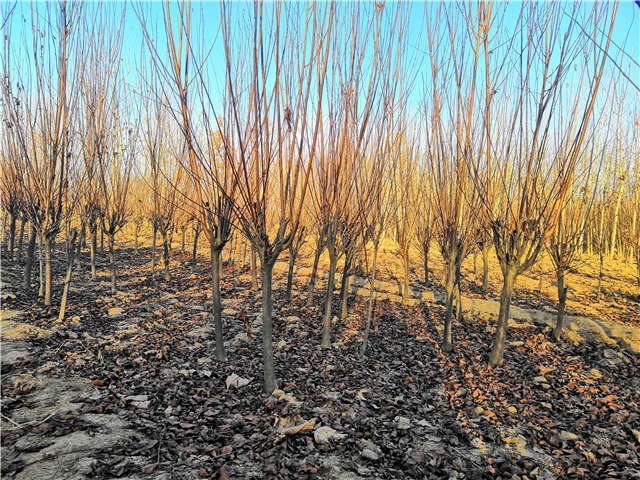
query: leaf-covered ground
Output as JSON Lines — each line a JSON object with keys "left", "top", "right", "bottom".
{"left": 1, "top": 245, "right": 639, "bottom": 479}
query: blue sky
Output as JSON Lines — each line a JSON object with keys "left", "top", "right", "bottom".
{"left": 4, "top": 1, "right": 639, "bottom": 127}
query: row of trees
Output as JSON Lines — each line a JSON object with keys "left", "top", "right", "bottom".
{"left": 2, "top": 1, "right": 637, "bottom": 393}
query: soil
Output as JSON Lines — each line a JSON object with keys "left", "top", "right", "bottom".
{"left": 1, "top": 240, "right": 639, "bottom": 479}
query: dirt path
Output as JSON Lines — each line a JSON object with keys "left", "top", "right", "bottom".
{"left": 1, "top": 310, "right": 154, "bottom": 480}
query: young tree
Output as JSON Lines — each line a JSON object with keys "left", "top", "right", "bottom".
{"left": 98, "top": 126, "right": 136, "bottom": 294}
{"left": 304, "top": 218, "right": 327, "bottom": 307}
{"left": 424, "top": 1, "right": 488, "bottom": 353}
{"left": 313, "top": 3, "right": 385, "bottom": 349}
{"left": 3, "top": 2, "right": 85, "bottom": 306}
{"left": 221, "top": 1, "right": 334, "bottom": 389}
{"left": 285, "top": 226, "right": 306, "bottom": 302}
{"left": 476, "top": 2, "right": 617, "bottom": 366}
{"left": 142, "top": 91, "right": 183, "bottom": 284}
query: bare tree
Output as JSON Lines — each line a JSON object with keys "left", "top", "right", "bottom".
{"left": 99, "top": 126, "right": 136, "bottom": 294}
{"left": 218, "top": 1, "right": 334, "bottom": 389}
{"left": 424, "top": 1, "right": 489, "bottom": 353}
{"left": 475, "top": 2, "right": 617, "bottom": 366}
{"left": 3, "top": 2, "right": 85, "bottom": 306}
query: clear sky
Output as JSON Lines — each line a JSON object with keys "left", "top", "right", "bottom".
{"left": 3, "top": 1, "right": 639, "bottom": 128}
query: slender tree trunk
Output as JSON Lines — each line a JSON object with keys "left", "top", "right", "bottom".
{"left": 81, "top": 221, "right": 86, "bottom": 249}
{"left": 552, "top": 268, "right": 568, "bottom": 342}
{"left": 152, "top": 226, "right": 157, "bottom": 281}
{"left": 402, "top": 247, "right": 410, "bottom": 304}
{"left": 609, "top": 181, "right": 624, "bottom": 258}
{"left": 16, "top": 217, "right": 25, "bottom": 262}
{"left": 538, "top": 265, "right": 544, "bottom": 291}
{"left": 90, "top": 228, "right": 97, "bottom": 280}
{"left": 285, "top": 249, "right": 296, "bottom": 302}
{"left": 242, "top": 240, "right": 247, "bottom": 267}
{"left": 481, "top": 244, "right": 490, "bottom": 292}
{"left": 251, "top": 245, "right": 259, "bottom": 292}
{"left": 1, "top": 211, "right": 6, "bottom": 246}
{"left": 306, "top": 242, "right": 323, "bottom": 307}
{"left": 44, "top": 235, "right": 53, "bottom": 307}
{"left": 58, "top": 232, "right": 78, "bottom": 322}
{"left": 596, "top": 248, "right": 604, "bottom": 300}
{"left": 162, "top": 230, "right": 171, "bottom": 282}
{"left": 321, "top": 245, "right": 338, "bottom": 348}
{"left": 23, "top": 224, "right": 37, "bottom": 291}
{"left": 8, "top": 213, "right": 16, "bottom": 259}
{"left": 423, "top": 242, "right": 430, "bottom": 284}
{"left": 442, "top": 256, "right": 456, "bottom": 353}
{"left": 109, "top": 233, "right": 116, "bottom": 294}
{"left": 630, "top": 210, "right": 637, "bottom": 263}
{"left": 134, "top": 224, "right": 139, "bottom": 255}
{"left": 192, "top": 228, "right": 200, "bottom": 272}
{"left": 455, "top": 273, "right": 463, "bottom": 323}
{"left": 100, "top": 224, "right": 104, "bottom": 253}
{"left": 473, "top": 251, "right": 478, "bottom": 281}
{"left": 38, "top": 232, "right": 44, "bottom": 297}
{"left": 489, "top": 266, "right": 518, "bottom": 367}
{"left": 210, "top": 242, "right": 226, "bottom": 361}
{"left": 181, "top": 229, "right": 186, "bottom": 253}
{"left": 360, "top": 243, "right": 379, "bottom": 360}
{"left": 261, "top": 259, "right": 276, "bottom": 393}
{"left": 338, "top": 255, "right": 352, "bottom": 328}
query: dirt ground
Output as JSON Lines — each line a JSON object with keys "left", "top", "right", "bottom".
{"left": 1, "top": 237, "right": 639, "bottom": 479}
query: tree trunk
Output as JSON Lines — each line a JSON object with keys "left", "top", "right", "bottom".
{"left": 285, "top": 249, "right": 296, "bottom": 302}
{"left": 306, "top": 241, "right": 323, "bottom": 307}
{"left": 81, "top": 221, "right": 86, "bottom": 249}
{"left": 90, "top": 228, "right": 97, "bottom": 280}
{"left": 38, "top": 233, "right": 44, "bottom": 297}
{"left": 134, "top": 224, "right": 139, "bottom": 255}
{"left": 442, "top": 256, "right": 456, "bottom": 353}
{"left": 596, "top": 249, "right": 604, "bottom": 300}
{"left": 44, "top": 235, "right": 53, "bottom": 307}
{"left": 455, "top": 272, "right": 463, "bottom": 323}
{"left": 360, "top": 243, "right": 379, "bottom": 360}
{"left": 0, "top": 211, "right": 6, "bottom": 245}
{"left": 251, "top": 245, "right": 259, "bottom": 292}
{"left": 481, "top": 244, "right": 489, "bottom": 292}
{"left": 538, "top": 266, "right": 544, "bottom": 291}
{"left": 152, "top": 226, "right": 157, "bottom": 281}
{"left": 58, "top": 232, "right": 78, "bottom": 322}
{"left": 242, "top": 240, "right": 247, "bottom": 267}
{"left": 402, "top": 248, "right": 410, "bottom": 304}
{"left": 109, "top": 234, "right": 117, "bottom": 294}
{"left": 100, "top": 225, "right": 104, "bottom": 253}
{"left": 192, "top": 228, "right": 200, "bottom": 272}
{"left": 181, "top": 229, "right": 186, "bottom": 253}
{"left": 552, "top": 268, "right": 568, "bottom": 342}
{"left": 16, "top": 217, "right": 25, "bottom": 262}
{"left": 261, "top": 259, "right": 277, "bottom": 393}
{"left": 423, "top": 243, "right": 430, "bottom": 284}
{"left": 210, "top": 242, "right": 226, "bottom": 361}
{"left": 23, "top": 224, "right": 37, "bottom": 291}
{"left": 609, "top": 181, "right": 624, "bottom": 258}
{"left": 321, "top": 245, "right": 338, "bottom": 348}
{"left": 8, "top": 212, "right": 16, "bottom": 258}
{"left": 338, "top": 255, "right": 352, "bottom": 328}
{"left": 473, "top": 251, "right": 477, "bottom": 281}
{"left": 162, "top": 230, "right": 171, "bottom": 282}
{"left": 488, "top": 266, "right": 518, "bottom": 366}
